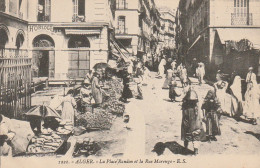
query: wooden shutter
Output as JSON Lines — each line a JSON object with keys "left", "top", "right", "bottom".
{"left": 48, "top": 50, "right": 55, "bottom": 78}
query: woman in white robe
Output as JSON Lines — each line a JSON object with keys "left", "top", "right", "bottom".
{"left": 214, "top": 74, "right": 237, "bottom": 117}
{"left": 158, "top": 57, "right": 166, "bottom": 77}
{"left": 230, "top": 76, "right": 243, "bottom": 117}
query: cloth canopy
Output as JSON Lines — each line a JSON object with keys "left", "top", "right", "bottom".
{"left": 217, "top": 28, "right": 260, "bottom": 50}
{"left": 65, "top": 29, "right": 100, "bottom": 35}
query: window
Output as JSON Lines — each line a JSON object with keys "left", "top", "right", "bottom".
{"left": 73, "top": 0, "right": 85, "bottom": 16}
{"left": 68, "top": 36, "right": 90, "bottom": 48}
{"left": 117, "top": 0, "right": 127, "bottom": 9}
{"left": 73, "top": 0, "right": 85, "bottom": 22}
{"left": 68, "top": 51, "right": 90, "bottom": 78}
{"left": 38, "top": 0, "right": 51, "bottom": 21}
{"left": 117, "top": 16, "right": 126, "bottom": 34}
{"left": 233, "top": 0, "right": 251, "bottom": 25}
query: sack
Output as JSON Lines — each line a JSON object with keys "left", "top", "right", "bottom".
{"left": 11, "top": 135, "right": 30, "bottom": 156}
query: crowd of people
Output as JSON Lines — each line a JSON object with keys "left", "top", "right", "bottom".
{"left": 157, "top": 55, "right": 260, "bottom": 155}
{"left": 0, "top": 54, "right": 259, "bottom": 157}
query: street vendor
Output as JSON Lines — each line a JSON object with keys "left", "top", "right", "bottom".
{"left": 84, "top": 70, "right": 93, "bottom": 85}
{"left": 79, "top": 82, "right": 92, "bottom": 112}
{"left": 0, "top": 114, "right": 16, "bottom": 156}
{"left": 91, "top": 72, "right": 103, "bottom": 107}
{"left": 61, "top": 90, "right": 77, "bottom": 125}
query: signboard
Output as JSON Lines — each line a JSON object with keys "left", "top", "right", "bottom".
{"left": 28, "top": 24, "right": 61, "bottom": 33}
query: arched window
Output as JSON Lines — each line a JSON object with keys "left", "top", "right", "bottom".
{"left": 68, "top": 35, "right": 90, "bottom": 48}
{"left": 33, "top": 34, "right": 55, "bottom": 48}
{"left": 0, "top": 28, "right": 8, "bottom": 49}
{"left": 16, "top": 33, "right": 25, "bottom": 49}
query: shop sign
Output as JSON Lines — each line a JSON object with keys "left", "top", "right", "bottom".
{"left": 29, "top": 24, "right": 61, "bottom": 33}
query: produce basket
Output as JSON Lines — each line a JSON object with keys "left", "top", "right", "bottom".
{"left": 25, "top": 132, "right": 71, "bottom": 156}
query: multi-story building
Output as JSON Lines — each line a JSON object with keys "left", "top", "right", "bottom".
{"left": 114, "top": 0, "right": 160, "bottom": 62}
{"left": 158, "top": 7, "right": 176, "bottom": 57}
{"left": 0, "top": 0, "right": 31, "bottom": 117}
{"left": 0, "top": 0, "right": 28, "bottom": 51}
{"left": 176, "top": 0, "right": 260, "bottom": 79}
{"left": 27, "top": 0, "right": 116, "bottom": 80}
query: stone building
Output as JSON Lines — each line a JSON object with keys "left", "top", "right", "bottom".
{"left": 27, "top": 0, "right": 116, "bottom": 80}
{"left": 176, "top": 0, "right": 260, "bottom": 79}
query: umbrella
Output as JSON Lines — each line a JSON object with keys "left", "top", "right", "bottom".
{"left": 93, "top": 63, "right": 110, "bottom": 70}
{"left": 26, "top": 105, "right": 61, "bottom": 119}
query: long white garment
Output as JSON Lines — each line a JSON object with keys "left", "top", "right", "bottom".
{"left": 230, "top": 76, "right": 243, "bottom": 102}
{"left": 244, "top": 83, "right": 260, "bottom": 118}
{"left": 158, "top": 59, "right": 166, "bottom": 76}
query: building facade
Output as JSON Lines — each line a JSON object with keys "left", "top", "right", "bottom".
{"left": 158, "top": 7, "right": 176, "bottom": 58}
{"left": 27, "top": 0, "right": 116, "bottom": 80}
{"left": 176, "top": 0, "right": 260, "bottom": 79}
{"left": 0, "top": 0, "right": 31, "bottom": 117}
{"left": 114, "top": 0, "right": 161, "bottom": 63}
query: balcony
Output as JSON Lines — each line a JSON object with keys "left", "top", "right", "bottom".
{"left": 116, "top": 28, "right": 128, "bottom": 34}
{"left": 231, "top": 13, "right": 253, "bottom": 25}
{"left": 72, "top": 15, "right": 85, "bottom": 22}
{"left": 0, "top": 48, "right": 28, "bottom": 58}
{"left": 38, "top": 15, "right": 50, "bottom": 22}
{"left": 116, "top": 2, "right": 128, "bottom": 10}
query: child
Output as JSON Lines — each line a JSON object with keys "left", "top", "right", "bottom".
{"left": 169, "top": 75, "right": 180, "bottom": 102}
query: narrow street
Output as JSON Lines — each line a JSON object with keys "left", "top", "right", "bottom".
{"left": 125, "top": 73, "right": 260, "bottom": 156}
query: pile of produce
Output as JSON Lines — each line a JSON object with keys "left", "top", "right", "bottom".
{"left": 56, "top": 120, "right": 74, "bottom": 134}
{"left": 102, "top": 78, "right": 125, "bottom": 116}
{"left": 103, "top": 78, "right": 123, "bottom": 99}
{"left": 75, "top": 109, "right": 114, "bottom": 130}
{"left": 73, "top": 138, "right": 101, "bottom": 157}
{"left": 27, "top": 134, "right": 63, "bottom": 153}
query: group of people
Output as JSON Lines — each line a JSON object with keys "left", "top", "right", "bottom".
{"left": 214, "top": 67, "right": 259, "bottom": 124}
{"left": 180, "top": 66, "right": 259, "bottom": 155}
{"left": 119, "top": 58, "right": 151, "bottom": 103}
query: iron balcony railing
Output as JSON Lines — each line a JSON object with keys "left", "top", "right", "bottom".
{"left": 231, "top": 13, "right": 253, "bottom": 25}
{"left": 72, "top": 15, "right": 85, "bottom": 22}
{"left": 0, "top": 48, "right": 28, "bottom": 58}
{"left": 116, "top": 28, "right": 128, "bottom": 34}
{"left": 116, "top": 2, "right": 128, "bottom": 9}
{"left": 38, "top": 15, "right": 51, "bottom": 22}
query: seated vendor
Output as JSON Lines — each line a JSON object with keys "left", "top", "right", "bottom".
{"left": 28, "top": 116, "right": 60, "bottom": 135}
{"left": 0, "top": 114, "right": 16, "bottom": 156}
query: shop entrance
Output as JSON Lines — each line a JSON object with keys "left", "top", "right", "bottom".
{"left": 32, "top": 34, "right": 55, "bottom": 78}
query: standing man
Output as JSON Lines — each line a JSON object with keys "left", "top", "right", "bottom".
{"left": 196, "top": 62, "right": 205, "bottom": 85}
{"left": 246, "top": 67, "right": 257, "bottom": 87}
{"left": 157, "top": 56, "right": 166, "bottom": 78}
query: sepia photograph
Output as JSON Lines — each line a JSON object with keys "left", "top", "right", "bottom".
{"left": 0, "top": 0, "right": 260, "bottom": 167}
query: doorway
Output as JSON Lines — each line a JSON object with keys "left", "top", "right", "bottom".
{"left": 32, "top": 50, "right": 55, "bottom": 78}
{"left": 32, "top": 34, "right": 55, "bottom": 78}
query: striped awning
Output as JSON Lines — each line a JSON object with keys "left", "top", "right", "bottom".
{"left": 65, "top": 29, "right": 100, "bottom": 35}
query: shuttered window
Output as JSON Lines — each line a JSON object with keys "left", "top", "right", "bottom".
{"left": 68, "top": 51, "right": 90, "bottom": 78}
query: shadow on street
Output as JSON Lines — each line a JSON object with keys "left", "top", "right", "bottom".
{"left": 152, "top": 141, "right": 194, "bottom": 156}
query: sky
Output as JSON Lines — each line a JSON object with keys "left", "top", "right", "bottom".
{"left": 154, "top": 0, "right": 179, "bottom": 10}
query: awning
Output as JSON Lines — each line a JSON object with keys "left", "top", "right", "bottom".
{"left": 187, "top": 35, "right": 202, "bottom": 51}
{"left": 65, "top": 29, "right": 100, "bottom": 35}
{"left": 110, "top": 40, "right": 130, "bottom": 62}
{"left": 217, "top": 28, "right": 260, "bottom": 49}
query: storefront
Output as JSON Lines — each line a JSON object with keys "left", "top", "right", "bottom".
{"left": 216, "top": 28, "right": 260, "bottom": 79}
{"left": 28, "top": 23, "right": 111, "bottom": 80}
